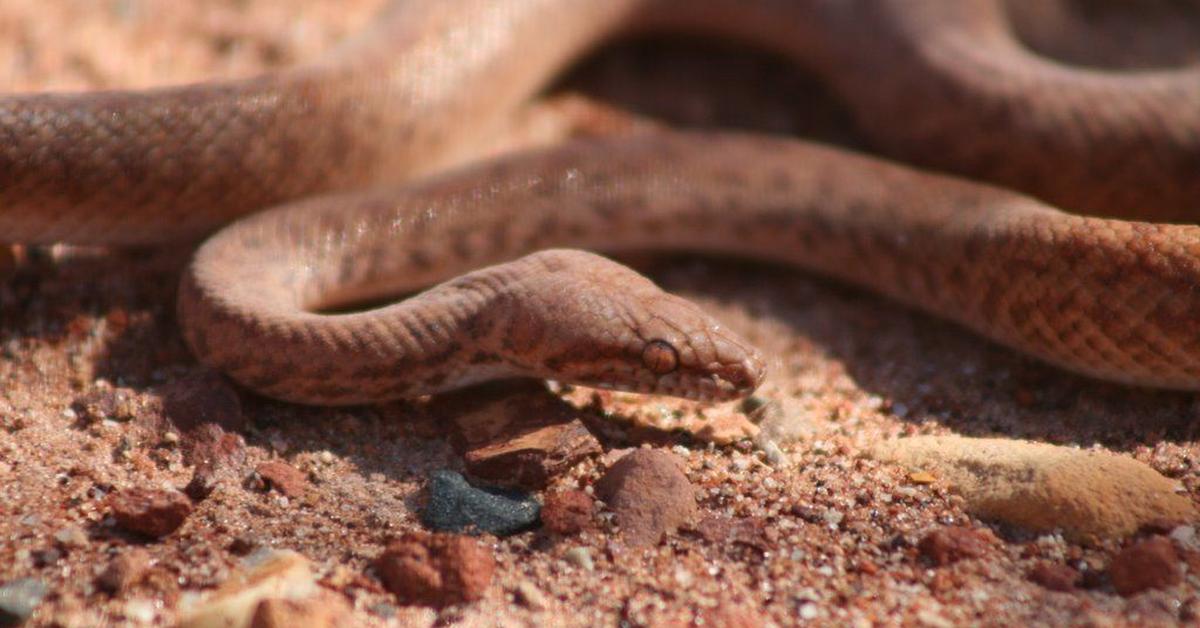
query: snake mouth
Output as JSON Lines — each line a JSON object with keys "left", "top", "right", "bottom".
{"left": 577, "top": 366, "right": 759, "bottom": 402}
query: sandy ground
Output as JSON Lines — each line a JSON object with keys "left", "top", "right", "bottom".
{"left": 1, "top": 1, "right": 1199, "bottom": 626}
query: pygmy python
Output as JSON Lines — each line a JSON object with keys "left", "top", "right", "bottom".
{"left": 3, "top": 0, "right": 1200, "bottom": 404}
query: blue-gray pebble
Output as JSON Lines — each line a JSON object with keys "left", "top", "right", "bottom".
{"left": 421, "top": 470, "right": 540, "bottom": 536}
{"left": 0, "top": 579, "right": 46, "bottom": 627}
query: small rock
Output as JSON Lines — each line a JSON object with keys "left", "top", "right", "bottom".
{"left": 30, "top": 548, "right": 61, "bottom": 568}
{"left": 181, "top": 422, "right": 247, "bottom": 473}
{"left": 374, "top": 532, "right": 495, "bottom": 607}
{"left": 185, "top": 462, "right": 220, "bottom": 502}
{"left": 869, "top": 436, "right": 1197, "bottom": 542}
{"left": 420, "top": 470, "right": 540, "bottom": 536}
{"left": 72, "top": 385, "right": 145, "bottom": 423}
{"left": 254, "top": 462, "right": 308, "bottom": 498}
{"left": 918, "top": 526, "right": 992, "bottom": 566}
{"left": 1028, "top": 562, "right": 1079, "bottom": 592}
{"left": 594, "top": 449, "right": 697, "bottom": 547}
{"left": 908, "top": 471, "right": 936, "bottom": 485}
{"left": 515, "top": 581, "right": 548, "bottom": 611}
{"left": 563, "top": 547, "right": 594, "bottom": 571}
{"left": 1109, "top": 536, "right": 1183, "bottom": 596}
{"left": 54, "top": 526, "right": 88, "bottom": 550}
{"left": 228, "top": 536, "right": 260, "bottom": 557}
{"left": 178, "top": 550, "right": 317, "bottom": 628}
{"left": 160, "top": 372, "right": 247, "bottom": 469}
{"left": 249, "top": 594, "right": 352, "bottom": 628}
{"left": 540, "top": 490, "right": 594, "bottom": 535}
{"left": 0, "top": 578, "right": 46, "bottom": 627}
{"left": 160, "top": 370, "right": 244, "bottom": 433}
{"left": 97, "top": 549, "right": 152, "bottom": 595}
{"left": 109, "top": 488, "right": 193, "bottom": 538}
{"left": 439, "top": 381, "right": 601, "bottom": 489}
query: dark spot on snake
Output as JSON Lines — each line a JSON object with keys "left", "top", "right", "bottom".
{"left": 536, "top": 216, "right": 559, "bottom": 236}
{"left": 487, "top": 224, "right": 509, "bottom": 254}
{"left": 469, "top": 351, "right": 501, "bottom": 365}
{"left": 409, "top": 250, "right": 433, "bottom": 270}
{"left": 768, "top": 169, "right": 793, "bottom": 192}
{"left": 565, "top": 222, "right": 588, "bottom": 240}
{"left": 639, "top": 217, "right": 666, "bottom": 236}
{"left": 423, "top": 372, "right": 448, "bottom": 388}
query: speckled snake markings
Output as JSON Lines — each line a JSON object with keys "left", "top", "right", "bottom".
{"left": 3, "top": 0, "right": 1200, "bottom": 403}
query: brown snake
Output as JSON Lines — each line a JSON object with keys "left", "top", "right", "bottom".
{"left": 4, "top": 0, "right": 1200, "bottom": 403}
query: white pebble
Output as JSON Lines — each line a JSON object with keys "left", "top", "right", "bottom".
{"left": 564, "top": 547, "right": 593, "bottom": 571}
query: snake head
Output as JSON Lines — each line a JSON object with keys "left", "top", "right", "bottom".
{"left": 486, "top": 250, "right": 766, "bottom": 401}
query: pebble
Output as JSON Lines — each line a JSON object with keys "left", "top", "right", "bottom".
{"left": 0, "top": 578, "right": 47, "bottom": 627}
{"left": 53, "top": 526, "right": 88, "bottom": 550}
{"left": 178, "top": 550, "right": 317, "bottom": 628}
{"left": 374, "top": 531, "right": 495, "bottom": 607}
{"left": 917, "top": 526, "right": 992, "bottom": 566}
{"left": 869, "top": 436, "right": 1197, "bottom": 542}
{"left": 1027, "top": 562, "right": 1080, "bottom": 592}
{"left": 159, "top": 370, "right": 244, "bottom": 433}
{"left": 595, "top": 449, "right": 697, "bottom": 547}
{"left": 96, "top": 549, "right": 151, "bottom": 595}
{"left": 108, "top": 488, "right": 193, "bottom": 538}
{"left": 1109, "top": 536, "right": 1183, "bottom": 596}
{"left": 540, "top": 490, "right": 594, "bottom": 535}
{"left": 160, "top": 371, "right": 247, "bottom": 469}
{"left": 72, "top": 384, "right": 144, "bottom": 423}
{"left": 515, "top": 581, "right": 549, "bottom": 611}
{"left": 254, "top": 461, "right": 309, "bottom": 498}
{"left": 420, "top": 470, "right": 540, "bottom": 536}
{"left": 564, "top": 547, "right": 594, "bottom": 571}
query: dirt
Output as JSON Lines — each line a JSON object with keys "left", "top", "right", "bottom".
{"left": 2, "top": 1, "right": 1199, "bottom": 626}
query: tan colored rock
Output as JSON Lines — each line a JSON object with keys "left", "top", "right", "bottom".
{"left": 249, "top": 593, "right": 353, "bottom": 628}
{"left": 178, "top": 550, "right": 317, "bottom": 628}
{"left": 869, "top": 436, "right": 1197, "bottom": 542}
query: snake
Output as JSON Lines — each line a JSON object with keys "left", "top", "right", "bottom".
{"left": 4, "top": 0, "right": 1200, "bottom": 404}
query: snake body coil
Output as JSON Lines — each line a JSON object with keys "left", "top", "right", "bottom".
{"left": 5, "top": 0, "right": 1200, "bottom": 402}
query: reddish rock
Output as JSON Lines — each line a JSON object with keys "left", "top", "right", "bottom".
{"left": 374, "top": 532, "right": 495, "bottom": 607}
{"left": 1110, "top": 536, "right": 1183, "bottom": 596}
{"left": 159, "top": 371, "right": 248, "bottom": 469}
{"left": 1028, "top": 562, "right": 1080, "bottom": 592}
{"left": 160, "top": 370, "right": 244, "bottom": 433}
{"left": 255, "top": 461, "right": 309, "bottom": 498}
{"left": 541, "top": 490, "right": 594, "bottom": 535}
{"left": 439, "top": 381, "right": 602, "bottom": 489}
{"left": 918, "top": 526, "right": 992, "bottom": 566}
{"left": 594, "top": 449, "right": 697, "bottom": 548}
{"left": 109, "top": 488, "right": 192, "bottom": 538}
{"left": 181, "top": 423, "right": 246, "bottom": 470}
{"left": 96, "top": 548, "right": 152, "bottom": 595}
{"left": 185, "top": 462, "right": 219, "bottom": 502}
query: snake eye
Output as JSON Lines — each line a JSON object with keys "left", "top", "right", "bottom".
{"left": 642, "top": 339, "right": 679, "bottom": 374}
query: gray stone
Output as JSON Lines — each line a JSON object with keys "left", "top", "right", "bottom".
{"left": 420, "top": 470, "right": 539, "bottom": 536}
{"left": 0, "top": 579, "right": 47, "bottom": 627}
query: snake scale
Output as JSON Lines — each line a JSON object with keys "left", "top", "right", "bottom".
{"left": 4, "top": 0, "right": 1200, "bottom": 404}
